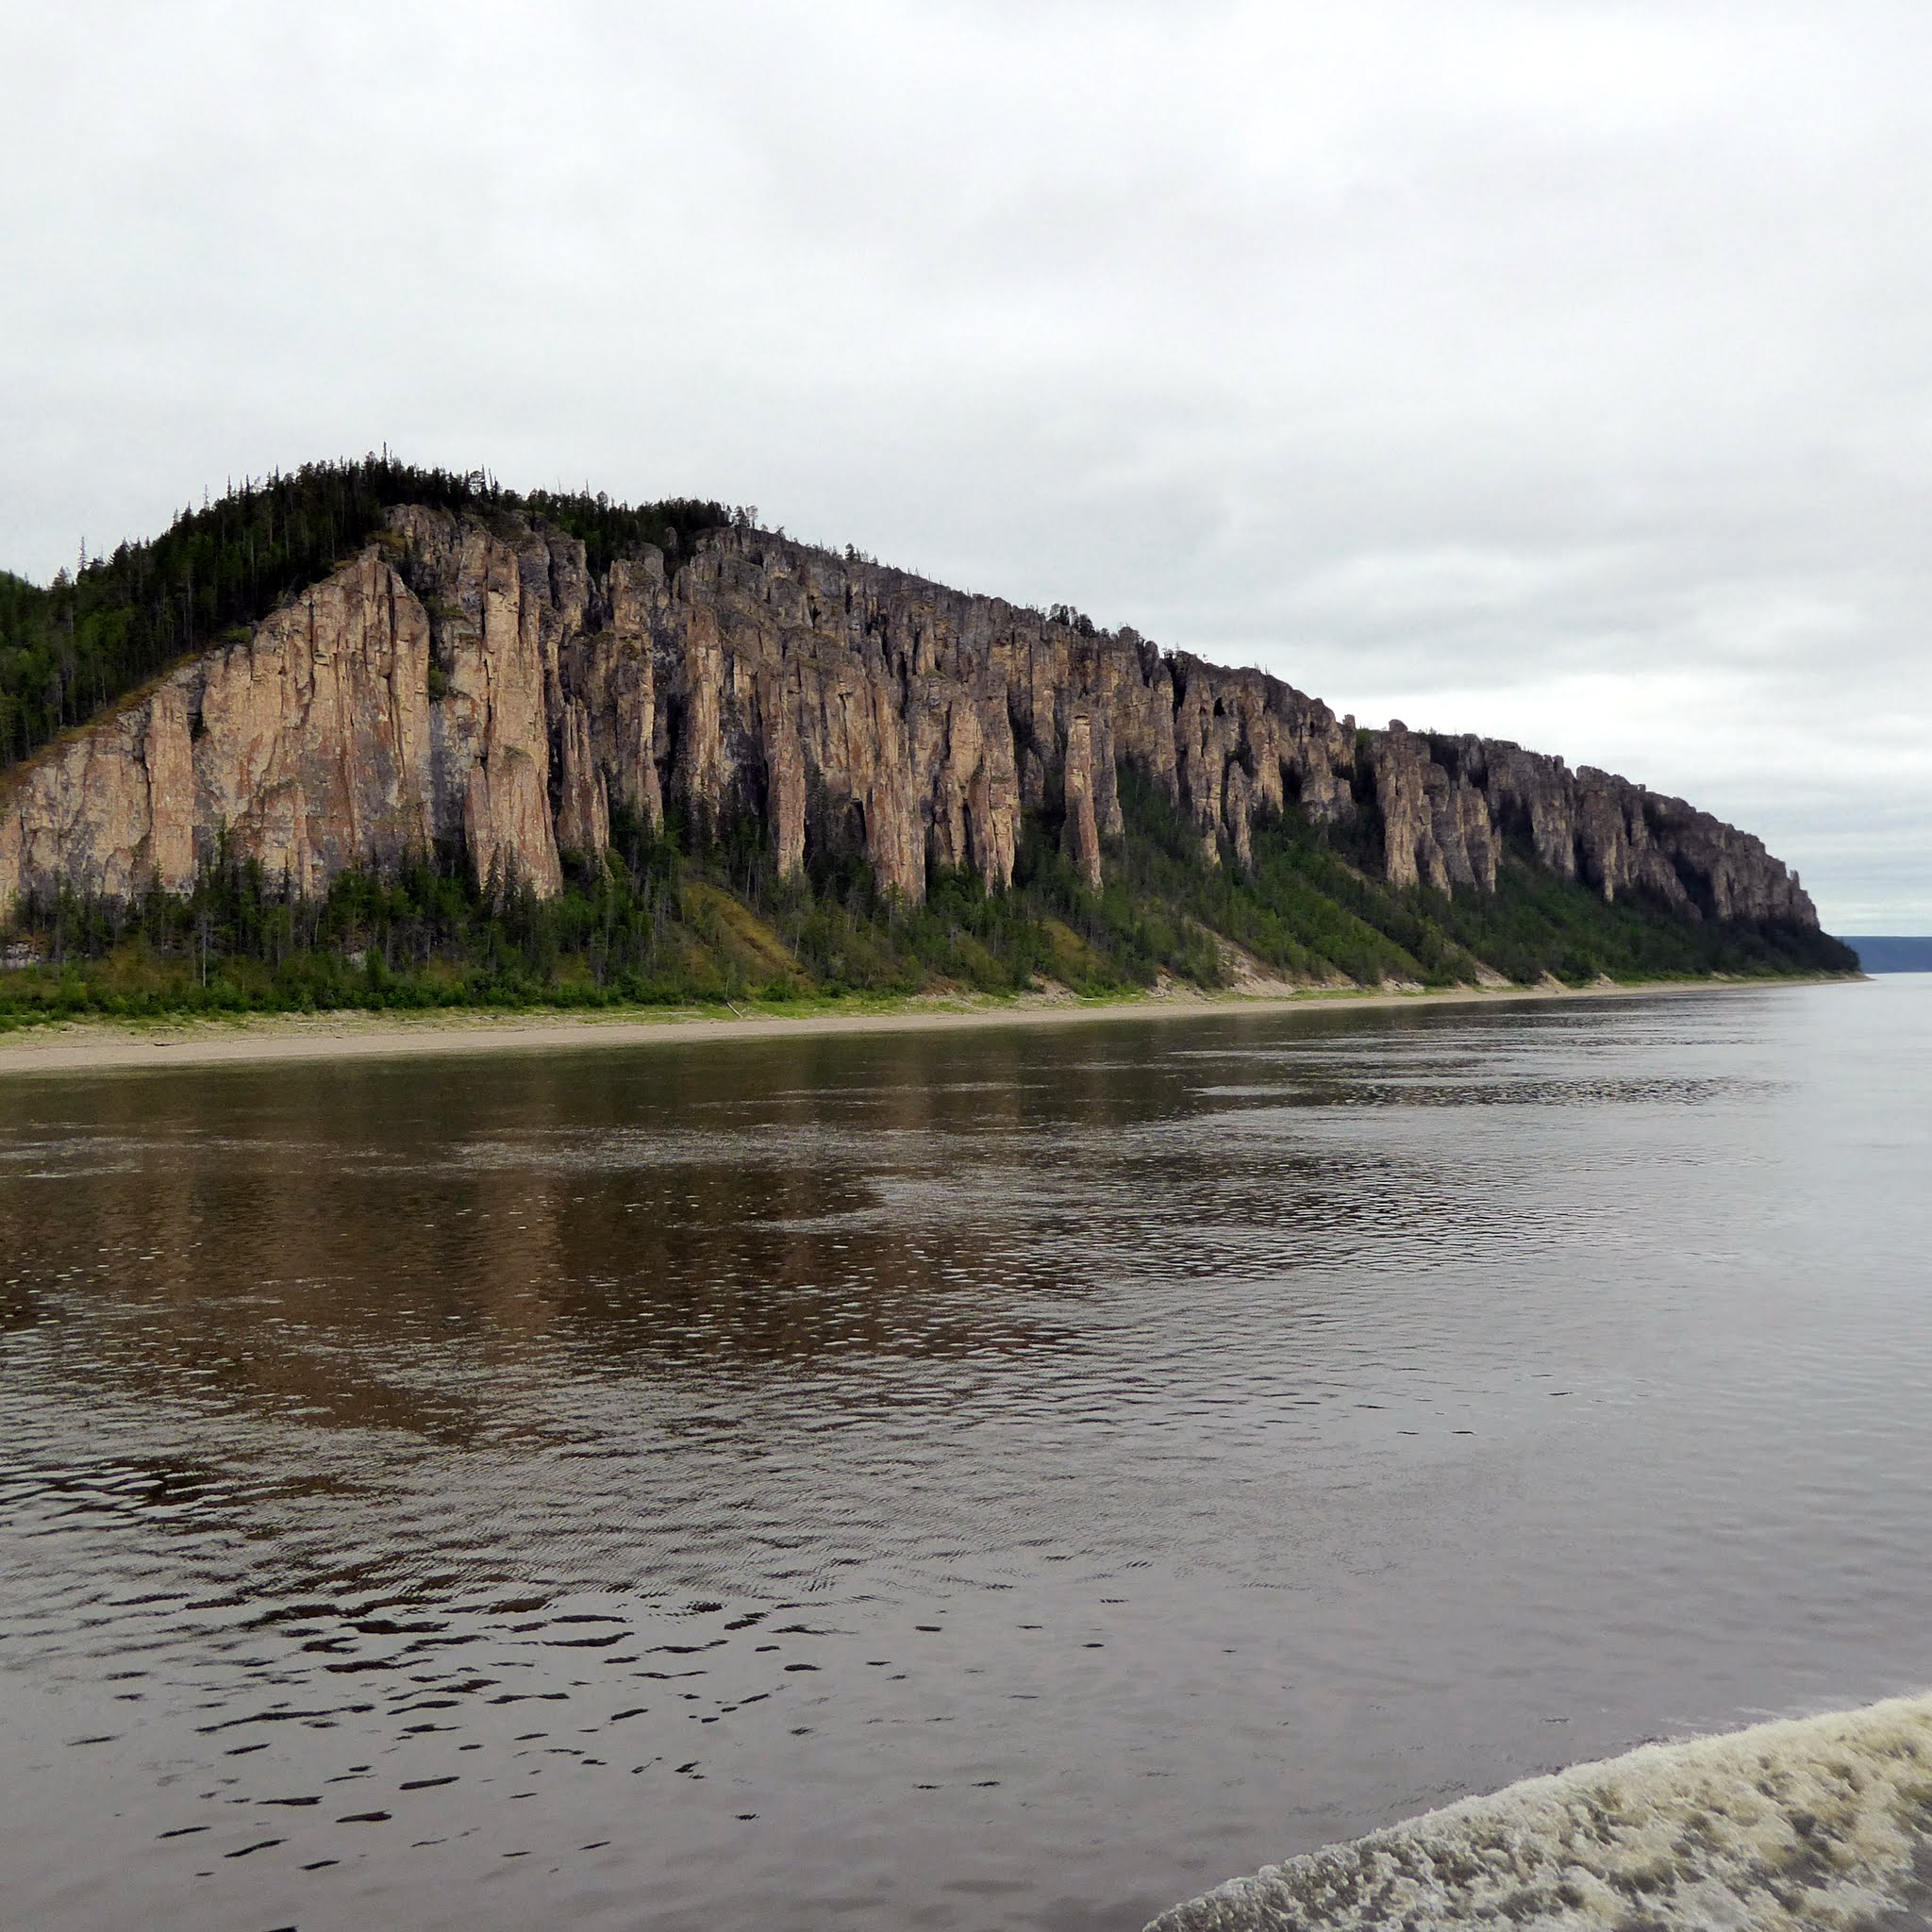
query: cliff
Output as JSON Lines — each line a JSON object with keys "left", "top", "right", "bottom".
{"left": 0, "top": 505, "right": 1818, "bottom": 939}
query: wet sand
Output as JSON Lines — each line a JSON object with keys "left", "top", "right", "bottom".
{"left": 0, "top": 975, "right": 1856, "bottom": 1077}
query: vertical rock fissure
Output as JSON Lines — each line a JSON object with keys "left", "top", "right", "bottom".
{"left": 0, "top": 508, "right": 1820, "bottom": 933}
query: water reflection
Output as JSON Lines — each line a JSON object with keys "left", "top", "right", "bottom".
{"left": 2, "top": 986, "right": 1929, "bottom": 1932}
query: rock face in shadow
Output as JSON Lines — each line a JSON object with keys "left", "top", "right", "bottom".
{"left": 0, "top": 508, "right": 1818, "bottom": 930}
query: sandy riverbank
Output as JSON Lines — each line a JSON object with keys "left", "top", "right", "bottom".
{"left": 0, "top": 974, "right": 1857, "bottom": 1078}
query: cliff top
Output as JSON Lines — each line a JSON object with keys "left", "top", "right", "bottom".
{"left": 0, "top": 458, "right": 737, "bottom": 774}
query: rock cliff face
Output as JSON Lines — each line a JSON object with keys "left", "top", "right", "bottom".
{"left": 0, "top": 507, "right": 1818, "bottom": 931}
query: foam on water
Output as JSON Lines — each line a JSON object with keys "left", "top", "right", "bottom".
{"left": 1148, "top": 1695, "right": 1932, "bottom": 1932}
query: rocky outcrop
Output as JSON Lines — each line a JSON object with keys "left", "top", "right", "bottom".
{"left": 0, "top": 507, "right": 1819, "bottom": 932}
{"left": 1369, "top": 724, "right": 1813, "bottom": 924}
{"left": 1, "top": 548, "right": 437, "bottom": 907}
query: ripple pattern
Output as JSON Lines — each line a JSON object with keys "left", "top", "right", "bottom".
{"left": 1, "top": 982, "right": 1928, "bottom": 1931}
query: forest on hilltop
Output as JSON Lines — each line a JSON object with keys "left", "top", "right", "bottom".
{"left": 0, "top": 456, "right": 732, "bottom": 769}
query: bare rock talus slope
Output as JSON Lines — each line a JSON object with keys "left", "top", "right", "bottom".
{"left": 0, "top": 508, "right": 1817, "bottom": 932}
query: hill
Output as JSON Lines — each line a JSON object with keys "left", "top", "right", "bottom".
{"left": 0, "top": 471, "right": 1855, "bottom": 1023}
{"left": 1845, "top": 937, "right": 1932, "bottom": 974}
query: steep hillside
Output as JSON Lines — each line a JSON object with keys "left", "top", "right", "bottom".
{"left": 0, "top": 484, "right": 1854, "bottom": 1019}
{"left": 0, "top": 458, "right": 731, "bottom": 769}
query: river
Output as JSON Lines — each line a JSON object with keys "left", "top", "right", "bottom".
{"left": 2, "top": 979, "right": 1927, "bottom": 1930}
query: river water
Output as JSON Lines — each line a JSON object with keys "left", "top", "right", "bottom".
{"left": 1, "top": 980, "right": 1928, "bottom": 1932}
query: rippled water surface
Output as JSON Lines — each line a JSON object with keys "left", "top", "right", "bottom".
{"left": 3, "top": 981, "right": 1929, "bottom": 1932}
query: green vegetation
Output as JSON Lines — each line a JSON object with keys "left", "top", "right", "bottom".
{"left": 0, "top": 458, "right": 1855, "bottom": 1023}
{"left": 0, "top": 456, "right": 731, "bottom": 768}
{"left": 0, "top": 770, "right": 1855, "bottom": 1029}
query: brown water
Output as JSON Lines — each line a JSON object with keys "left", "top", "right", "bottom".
{"left": 2, "top": 981, "right": 1929, "bottom": 1932}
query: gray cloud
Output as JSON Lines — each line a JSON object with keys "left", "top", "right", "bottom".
{"left": 3, "top": 0, "right": 1926, "bottom": 928}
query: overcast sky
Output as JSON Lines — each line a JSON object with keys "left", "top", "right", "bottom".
{"left": 3, "top": 2, "right": 1926, "bottom": 930}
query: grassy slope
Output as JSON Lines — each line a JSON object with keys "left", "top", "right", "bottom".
{"left": 0, "top": 772, "right": 1856, "bottom": 1028}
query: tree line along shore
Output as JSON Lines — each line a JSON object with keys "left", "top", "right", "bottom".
{"left": 1, "top": 458, "right": 1855, "bottom": 1029}
{"left": 0, "top": 778, "right": 1851, "bottom": 1032}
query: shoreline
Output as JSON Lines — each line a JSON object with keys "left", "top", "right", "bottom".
{"left": 0, "top": 974, "right": 1859, "bottom": 1078}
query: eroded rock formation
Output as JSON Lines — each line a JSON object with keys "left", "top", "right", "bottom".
{"left": 0, "top": 508, "right": 1818, "bottom": 930}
